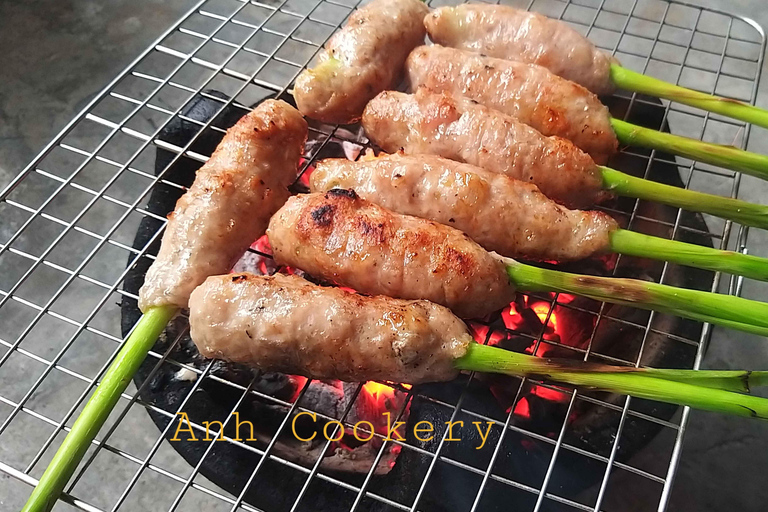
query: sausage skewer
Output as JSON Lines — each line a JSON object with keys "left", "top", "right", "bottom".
{"left": 425, "top": 4, "right": 768, "bottom": 130}
{"left": 189, "top": 272, "right": 768, "bottom": 419}
{"left": 268, "top": 189, "right": 516, "bottom": 318}
{"left": 407, "top": 45, "right": 768, "bottom": 180}
{"left": 139, "top": 100, "right": 308, "bottom": 311}
{"left": 24, "top": 101, "right": 308, "bottom": 512}
{"left": 309, "top": 153, "right": 768, "bottom": 281}
{"left": 362, "top": 89, "right": 768, "bottom": 228}
{"left": 268, "top": 190, "right": 768, "bottom": 336}
{"left": 293, "top": 0, "right": 428, "bottom": 124}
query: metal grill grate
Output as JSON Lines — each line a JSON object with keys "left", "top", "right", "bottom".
{"left": 0, "top": 0, "right": 765, "bottom": 510}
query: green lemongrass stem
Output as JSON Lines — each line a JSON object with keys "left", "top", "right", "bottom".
{"left": 455, "top": 343, "right": 768, "bottom": 418}
{"left": 467, "top": 342, "right": 768, "bottom": 393}
{"left": 504, "top": 260, "right": 768, "bottom": 337}
{"left": 609, "top": 228, "right": 768, "bottom": 281}
{"left": 22, "top": 305, "right": 177, "bottom": 512}
{"left": 610, "top": 117, "right": 768, "bottom": 180}
{"left": 639, "top": 369, "right": 768, "bottom": 393}
{"left": 600, "top": 166, "right": 768, "bottom": 229}
{"left": 610, "top": 64, "right": 768, "bottom": 130}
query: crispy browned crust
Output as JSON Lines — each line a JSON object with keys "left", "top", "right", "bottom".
{"left": 267, "top": 191, "right": 516, "bottom": 319}
{"left": 309, "top": 153, "right": 618, "bottom": 261}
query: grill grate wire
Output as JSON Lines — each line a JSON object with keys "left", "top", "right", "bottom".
{"left": 0, "top": 0, "right": 765, "bottom": 510}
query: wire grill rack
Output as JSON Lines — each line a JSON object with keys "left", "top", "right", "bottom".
{"left": 0, "top": 0, "right": 765, "bottom": 510}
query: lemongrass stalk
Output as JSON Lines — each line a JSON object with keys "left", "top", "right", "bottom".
{"left": 600, "top": 166, "right": 768, "bottom": 229}
{"left": 609, "top": 228, "right": 768, "bottom": 281}
{"left": 455, "top": 343, "right": 768, "bottom": 418}
{"left": 22, "top": 305, "right": 177, "bottom": 512}
{"left": 458, "top": 345, "right": 768, "bottom": 393}
{"left": 610, "top": 118, "right": 768, "bottom": 180}
{"left": 504, "top": 260, "right": 768, "bottom": 337}
{"left": 639, "top": 369, "right": 768, "bottom": 393}
{"left": 610, "top": 64, "right": 768, "bottom": 129}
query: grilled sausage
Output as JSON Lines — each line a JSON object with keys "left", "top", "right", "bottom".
{"left": 293, "top": 0, "right": 429, "bottom": 124}
{"left": 138, "top": 100, "right": 308, "bottom": 312}
{"left": 424, "top": 4, "right": 617, "bottom": 95}
{"left": 267, "top": 190, "right": 516, "bottom": 319}
{"left": 309, "top": 153, "right": 618, "bottom": 262}
{"left": 405, "top": 45, "right": 617, "bottom": 163}
{"left": 188, "top": 272, "right": 472, "bottom": 383}
{"left": 362, "top": 89, "right": 610, "bottom": 208}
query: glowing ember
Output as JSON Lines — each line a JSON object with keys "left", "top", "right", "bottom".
{"left": 503, "top": 299, "right": 560, "bottom": 332}
{"left": 524, "top": 342, "right": 551, "bottom": 357}
{"left": 389, "top": 444, "right": 402, "bottom": 468}
{"left": 297, "top": 157, "right": 314, "bottom": 188}
{"left": 469, "top": 323, "right": 505, "bottom": 345}
{"left": 513, "top": 397, "right": 531, "bottom": 419}
{"left": 598, "top": 253, "right": 619, "bottom": 271}
{"left": 501, "top": 303, "right": 525, "bottom": 331}
{"left": 289, "top": 375, "right": 308, "bottom": 403}
{"left": 557, "top": 293, "right": 577, "bottom": 304}
{"left": 530, "top": 385, "right": 569, "bottom": 403}
{"left": 470, "top": 323, "right": 489, "bottom": 342}
{"left": 356, "top": 381, "right": 408, "bottom": 440}
{"left": 531, "top": 302, "right": 556, "bottom": 330}
{"left": 362, "top": 381, "right": 396, "bottom": 404}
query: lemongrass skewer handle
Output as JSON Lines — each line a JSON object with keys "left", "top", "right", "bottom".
{"left": 456, "top": 343, "right": 768, "bottom": 419}
{"left": 639, "top": 368, "right": 768, "bottom": 393}
{"left": 600, "top": 166, "right": 768, "bottom": 229}
{"left": 609, "top": 228, "right": 768, "bottom": 282}
{"left": 505, "top": 261, "right": 768, "bottom": 337}
{"left": 610, "top": 64, "right": 768, "bottom": 129}
{"left": 610, "top": 118, "right": 768, "bottom": 180}
{"left": 21, "top": 306, "right": 177, "bottom": 512}
{"left": 458, "top": 344, "right": 768, "bottom": 393}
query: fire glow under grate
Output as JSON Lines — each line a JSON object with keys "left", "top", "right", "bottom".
{"left": 0, "top": 0, "right": 766, "bottom": 511}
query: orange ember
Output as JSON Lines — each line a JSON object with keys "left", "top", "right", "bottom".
{"left": 297, "top": 157, "right": 314, "bottom": 188}
{"left": 251, "top": 234, "right": 272, "bottom": 254}
{"left": 501, "top": 303, "right": 525, "bottom": 331}
{"left": 362, "top": 381, "right": 396, "bottom": 405}
{"left": 469, "top": 323, "right": 505, "bottom": 345}
{"left": 524, "top": 342, "right": 551, "bottom": 357}
{"left": 503, "top": 300, "right": 560, "bottom": 332}
{"left": 290, "top": 375, "right": 308, "bottom": 403}
{"left": 530, "top": 384, "right": 569, "bottom": 403}
{"left": 513, "top": 397, "right": 531, "bottom": 419}
{"left": 532, "top": 302, "right": 557, "bottom": 330}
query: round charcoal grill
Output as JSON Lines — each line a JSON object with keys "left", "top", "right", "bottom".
{"left": 1, "top": 1, "right": 764, "bottom": 511}
{"left": 120, "top": 92, "right": 710, "bottom": 512}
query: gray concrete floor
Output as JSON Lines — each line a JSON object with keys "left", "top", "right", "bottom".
{"left": 1, "top": 0, "right": 768, "bottom": 511}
